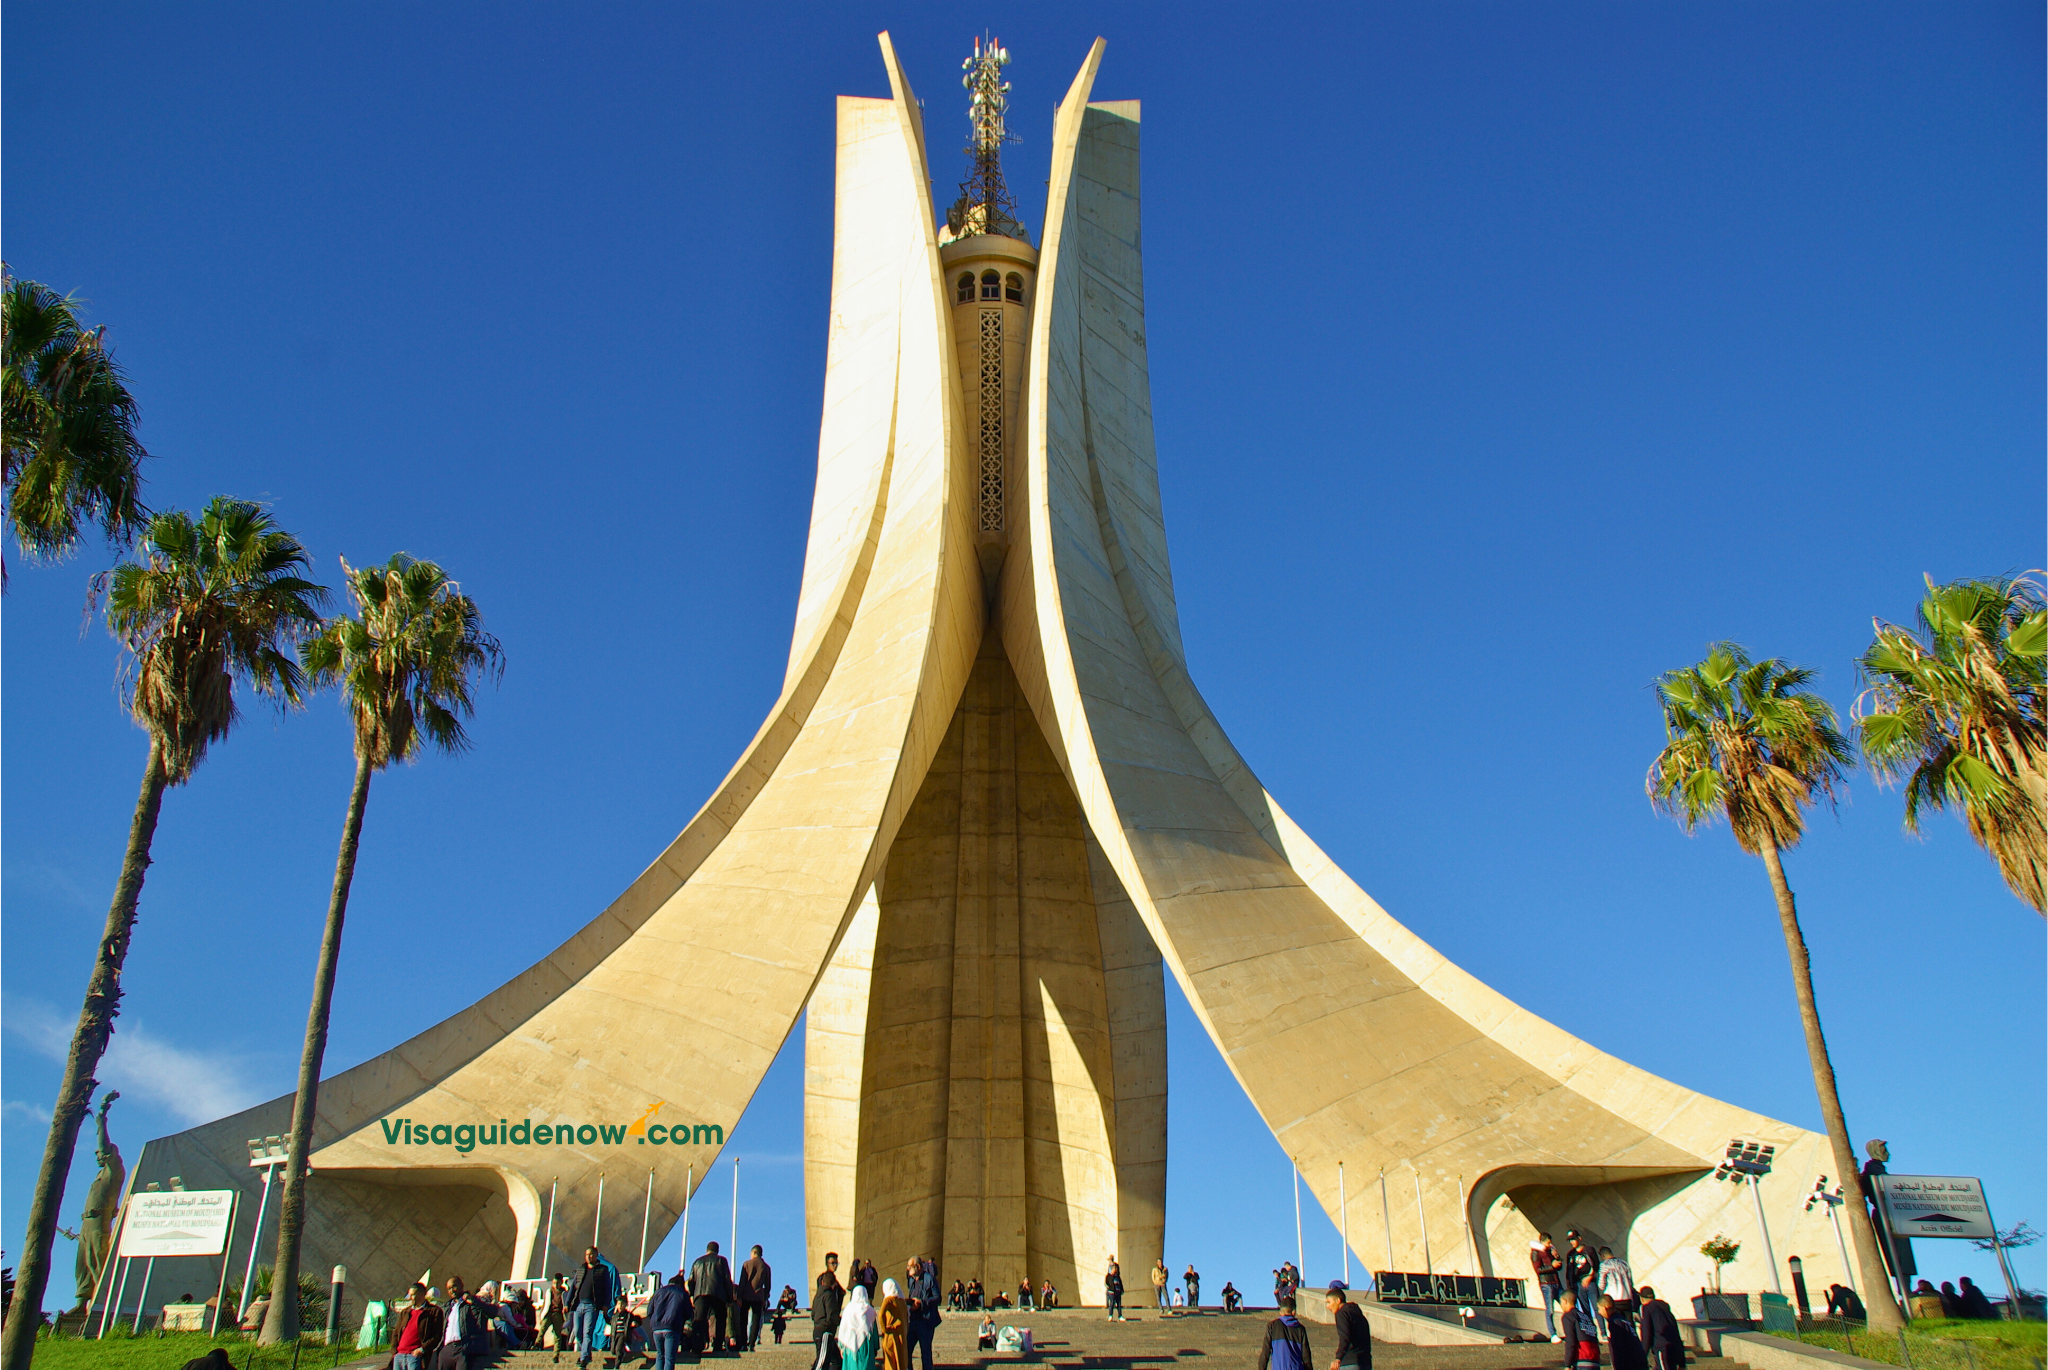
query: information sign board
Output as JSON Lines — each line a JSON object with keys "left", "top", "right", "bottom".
{"left": 117, "top": 1190, "right": 237, "bottom": 1258}
{"left": 1873, "top": 1175, "right": 1996, "bottom": 1240}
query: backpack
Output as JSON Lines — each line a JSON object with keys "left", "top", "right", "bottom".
{"left": 1269, "top": 1316, "right": 1306, "bottom": 1370}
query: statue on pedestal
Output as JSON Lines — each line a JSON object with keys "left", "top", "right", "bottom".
{"left": 72, "top": 1092, "right": 123, "bottom": 1313}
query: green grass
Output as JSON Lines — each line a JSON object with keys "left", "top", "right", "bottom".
{"left": 1760, "top": 1318, "right": 2046, "bottom": 1370}
{"left": 29, "top": 1329, "right": 368, "bottom": 1370}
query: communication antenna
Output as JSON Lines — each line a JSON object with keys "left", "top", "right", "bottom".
{"left": 947, "top": 34, "right": 1028, "bottom": 241}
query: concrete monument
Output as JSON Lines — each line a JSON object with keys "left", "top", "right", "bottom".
{"left": 135, "top": 34, "right": 1878, "bottom": 1312}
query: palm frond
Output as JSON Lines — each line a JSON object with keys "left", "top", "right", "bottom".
{"left": 1647, "top": 640, "right": 1849, "bottom": 854}
{"left": 305, "top": 552, "right": 503, "bottom": 771}
{"left": 1854, "top": 573, "right": 2046, "bottom": 912}
{"left": 104, "top": 496, "right": 325, "bottom": 783}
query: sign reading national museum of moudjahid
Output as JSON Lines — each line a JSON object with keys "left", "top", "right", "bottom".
{"left": 118, "top": 1190, "right": 236, "bottom": 1258}
{"left": 1872, "top": 1175, "right": 1996, "bottom": 1240}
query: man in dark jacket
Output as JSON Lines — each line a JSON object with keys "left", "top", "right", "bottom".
{"left": 738, "top": 1246, "right": 772, "bottom": 1351}
{"left": 1258, "top": 1296, "right": 1313, "bottom": 1370}
{"left": 569, "top": 1249, "right": 619, "bottom": 1370}
{"left": 1562, "top": 1232, "right": 1599, "bottom": 1314}
{"left": 393, "top": 1283, "right": 443, "bottom": 1370}
{"left": 647, "top": 1272, "right": 694, "bottom": 1370}
{"left": 1601, "top": 1299, "right": 1647, "bottom": 1370}
{"left": 1635, "top": 1288, "right": 1685, "bottom": 1370}
{"left": 811, "top": 1254, "right": 844, "bottom": 1370}
{"left": 440, "top": 1278, "right": 490, "bottom": 1370}
{"left": 691, "top": 1241, "right": 735, "bottom": 1354}
{"left": 904, "top": 1258, "right": 941, "bottom": 1370}
{"left": 1323, "top": 1284, "right": 1371, "bottom": 1370}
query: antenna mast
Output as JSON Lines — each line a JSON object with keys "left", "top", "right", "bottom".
{"left": 947, "top": 34, "right": 1027, "bottom": 242}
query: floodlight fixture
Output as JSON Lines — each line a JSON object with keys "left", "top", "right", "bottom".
{"left": 246, "top": 1135, "right": 289, "bottom": 1167}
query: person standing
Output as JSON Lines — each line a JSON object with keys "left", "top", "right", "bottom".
{"left": 1531, "top": 1235, "right": 1564, "bottom": 1342}
{"left": 692, "top": 1241, "right": 736, "bottom": 1355}
{"left": 648, "top": 1272, "right": 694, "bottom": 1370}
{"left": 877, "top": 1280, "right": 909, "bottom": 1370}
{"left": 570, "top": 1249, "right": 619, "bottom": 1370}
{"left": 740, "top": 1245, "right": 773, "bottom": 1351}
{"left": 1184, "top": 1267, "right": 1201, "bottom": 1311}
{"left": 1104, "top": 1259, "right": 1125, "bottom": 1321}
{"left": 1562, "top": 1233, "right": 1599, "bottom": 1332}
{"left": 1596, "top": 1249, "right": 1634, "bottom": 1333}
{"left": 812, "top": 1254, "right": 846, "bottom": 1370}
{"left": 394, "top": 1283, "right": 444, "bottom": 1370}
{"left": 1153, "top": 1260, "right": 1171, "bottom": 1313}
{"left": 836, "top": 1286, "right": 879, "bottom": 1370}
{"left": 904, "top": 1259, "right": 940, "bottom": 1370}
{"left": 1635, "top": 1289, "right": 1685, "bottom": 1370}
{"left": 1323, "top": 1283, "right": 1371, "bottom": 1370}
{"left": 1600, "top": 1300, "right": 1646, "bottom": 1370}
{"left": 1258, "top": 1294, "right": 1312, "bottom": 1370}
{"left": 540, "top": 1274, "right": 568, "bottom": 1361}
{"left": 440, "top": 1277, "right": 488, "bottom": 1370}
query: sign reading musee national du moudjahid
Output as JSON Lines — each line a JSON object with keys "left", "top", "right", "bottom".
{"left": 1873, "top": 1175, "right": 1997, "bottom": 1240}
{"left": 117, "top": 1190, "right": 236, "bottom": 1258}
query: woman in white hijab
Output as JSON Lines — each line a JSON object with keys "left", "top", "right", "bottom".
{"left": 837, "top": 1284, "right": 879, "bottom": 1370}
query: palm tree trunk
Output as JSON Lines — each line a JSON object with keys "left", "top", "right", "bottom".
{"left": 2, "top": 745, "right": 169, "bottom": 1370}
{"left": 1757, "top": 841, "right": 1907, "bottom": 1331}
{"left": 258, "top": 755, "right": 374, "bottom": 1346}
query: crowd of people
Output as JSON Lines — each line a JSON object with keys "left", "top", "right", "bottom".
{"left": 1528, "top": 1230, "right": 1691, "bottom": 1370}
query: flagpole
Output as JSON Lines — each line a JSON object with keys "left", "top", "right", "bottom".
{"left": 1339, "top": 1163, "right": 1350, "bottom": 1287}
{"left": 682, "top": 1165, "right": 692, "bottom": 1257}
{"left": 730, "top": 1159, "right": 740, "bottom": 1260}
{"left": 640, "top": 1170, "right": 655, "bottom": 1274}
{"left": 594, "top": 1176, "right": 605, "bottom": 1249}
{"left": 1292, "top": 1158, "right": 1305, "bottom": 1283}
{"left": 542, "top": 1180, "right": 559, "bottom": 1279}
{"left": 1379, "top": 1168, "right": 1393, "bottom": 1288}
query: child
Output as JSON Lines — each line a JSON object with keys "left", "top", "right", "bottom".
{"left": 1601, "top": 1298, "right": 1647, "bottom": 1370}
{"left": 1559, "top": 1292, "right": 1598, "bottom": 1370}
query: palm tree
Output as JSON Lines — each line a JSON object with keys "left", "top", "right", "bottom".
{"left": 259, "top": 554, "right": 501, "bottom": 1344}
{"left": 1854, "top": 574, "right": 2046, "bottom": 912}
{"left": 1646, "top": 642, "right": 1904, "bottom": 1331}
{"left": 1, "top": 498, "right": 324, "bottom": 1370}
{"left": 1, "top": 273, "right": 150, "bottom": 588}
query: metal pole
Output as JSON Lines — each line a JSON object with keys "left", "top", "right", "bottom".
{"left": 104, "top": 1259, "right": 132, "bottom": 1339}
{"left": 239, "top": 1163, "right": 278, "bottom": 1323}
{"left": 682, "top": 1166, "right": 692, "bottom": 1257}
{"left": 1825, "top": 1199, "right": 1855, "bottom": 1297}
{"left": 1379, "top": 1169, "right": 1393, "bottom": 1282}
{"left": 594, "top": 1175, "right": 606, "bottom": 1249}
{"left": 92, "top": 1185, "right": 137, "bottom": 1338}
{"left": 1412, "top": 1171, "right": 1432, "bottom": 1277}
{"left": 1748, "top": 1178, "right": 1782, "bottom": 1294}
{"left": 1459, "top": 1175, "right": 1478, "bottom": 1276}
{"left": 543, "top": 1180, "right": 559, "bottom": 1278}
{"left": 640, "top": 1170, "right": 655, "bottom": 1274}
{"left": 731, "top": 1159, "right": 740, "bottom": 1263}
{"left": 130, "top": 1257, "right": 156, "bottom": 1336}
{"left": 1338, "top": 1163, "right": 1350, "bottom": 1287}
{"left": 1979, "top": 1194, "right": 2024, "bottom": 1318}
{"left": 210, "top": 1193, "right": 240, "bottom": 1336}
{"left": 1292, "top": 1160, "right": 1305, "bottom": 1284}
{"left": 1873, "top": 1181, "right": 1913, "bottom": 1314}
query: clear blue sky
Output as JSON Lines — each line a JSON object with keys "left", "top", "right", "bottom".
{"left": 4, "top": 1, "right": 2041, "bottom": 1312}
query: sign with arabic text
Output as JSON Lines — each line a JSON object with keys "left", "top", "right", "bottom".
{"left": 1873, "top": 1175, "right": 1995, "bottom": 1240}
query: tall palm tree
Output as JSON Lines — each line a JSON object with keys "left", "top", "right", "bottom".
{"left": 1, "top": 273, "right": 150, "bottom": 588}
{"left": 259, "top": 554, "right": 501, "bottom": 1344}
{"left": 1, "top": 498, "right": 324, "bottom": 1370}
{"left": 1855, "top": 574, "right": 2046, "bottom": 912}
{"left": 1646, "top": 643, "right": 1905, "bottom": 1331}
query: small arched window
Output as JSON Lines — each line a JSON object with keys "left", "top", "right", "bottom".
{"left": 1004, "top": 273, "right": 1024, "bottom": 303}
{"left": 956, "top": 273, "right": 976, "bottom": 304}
{"left": 980, "top": 269, "right": 1001, "bottom": 301}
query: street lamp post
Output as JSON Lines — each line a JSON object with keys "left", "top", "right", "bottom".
{"left": 239, "top": 1137, "right": 291, "bottom": 1325}
{"left": 1715, "top": 1140, "right": 1781, "bottom": 1295}
{"left": 1805, "top": 1177, "right": 1855, "bottom": 1298}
